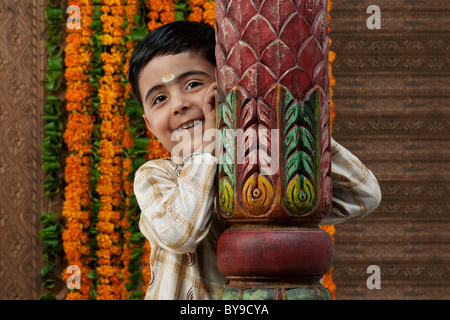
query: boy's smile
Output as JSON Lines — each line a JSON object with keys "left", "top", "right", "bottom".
{"left": 138, "top": 52, "right": 216, "bottom": 157}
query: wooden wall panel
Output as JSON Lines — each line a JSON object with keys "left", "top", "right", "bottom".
{"left": 330, "top": 0, "right": 450, "bottom": 299}
{"left": 0, "top": 0, "right": 47, "bottom": 299}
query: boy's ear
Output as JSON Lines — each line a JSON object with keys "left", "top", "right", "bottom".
{"left": 143, "top": 115, "right": 154, "bottom": 134}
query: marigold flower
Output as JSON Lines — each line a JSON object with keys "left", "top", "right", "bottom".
{"left": 188, "top": 7, "right": 203, "bottom": 22}
{"left": 65, "top": 66, "right": 86, "bottom": 81}
{"left": 97, "top": 233, "right": 113, "bottom": 249}
{"left": 98, "top": 209, "right": 113, "bottom": 222}
{"left": 147, "top": 0, "right": 164, "bottom": 12}
{"left": 147, "top": 11, "right": 159, "bottom": 21}
{"left": 147, "top": 20, "right": 162, "bottom": 31}
{"left": 97, "top": 221, "right": 115, "bottom": 234}
{"left": 66, "top": 291, "right": 83, "bottom": 300}
{"left": 110, "top": 244, "right": 122, "bottom": 255}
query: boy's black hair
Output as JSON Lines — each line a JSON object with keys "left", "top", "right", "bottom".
{"left": 128, "top": 21, "right": 216, "bottom": 108}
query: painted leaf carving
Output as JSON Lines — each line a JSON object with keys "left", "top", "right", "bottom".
{"left": 284, "top": 150, "right": 314, "bottom": 187}
{"left": 241, "top": 15, "right": 276, "bottom": 55}
{"left": 282, "top": 87, "right": 319, "bottom": 216}
{"left": 260, "top": 0, "right": 296, "bottom": 33}
{"left": 219, "top": 178, "right": 234, "bottom": 215}
{"left": 216, "top": 0, "right": 331, "bottom": 220}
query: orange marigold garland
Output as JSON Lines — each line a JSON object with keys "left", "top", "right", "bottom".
{"left": 140, "top": 3, "right": 173, "bottom": 298}
{"left": 141, "top": 240, "right": 152, "bottom": 293}
{"left": 146, "top": 0, "right": 176, "bottom": 31}
{"left": 60, "top": 0, "right": 338, "bottom": 300}
{"left": 142, "top": 129, "right": 168, "bottom": 294}
{"left": 187, "top": 0, "right": 215, "bottom": 27}
{"left": 187, "top": 0, "right": 203, "bottom": 22}
{"left": 62, "top": 0, "right": 95, "bottom": 300}
{"left": 328, "top": 0, "right": 336, "bottom": 132}
{"left": 202, "top": 0, "right": 215, "bottom": 26}
{"left": 120, "top": 155, "right": 136, "bottom": 299}
{"left": 119, "top": 0, "right": 146, "bottom": 300}
{"left": 94, "top": 0, "right": 127, "bottom": 300}
{"left": 319, "top": 0, "right": 337, "bottom": 300}
{"left": 119, "top": 2, "right": 136, "bottom": 300}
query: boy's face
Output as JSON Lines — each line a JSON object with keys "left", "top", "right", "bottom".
{"left": 139, "top": 51, "right": 216, "bottom": 157}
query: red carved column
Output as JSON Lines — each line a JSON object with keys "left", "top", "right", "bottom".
{"left": 215, "top": 0, "right": 333, "bottom": 299}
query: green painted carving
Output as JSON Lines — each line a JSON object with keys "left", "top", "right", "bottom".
{"left": 284, "top": 285, "right": 331, "bottom": 300}
{"left": 220, "top": 288, "right": 241, "bottom": 300}
{"left": 241, "top": 288, "right": 275, "bottom": 300}
{"left": 281, "top": 88, "right": 321, "bottom": 216}
{"left": 217, "top": 88, "right": 238, "bottom": 216}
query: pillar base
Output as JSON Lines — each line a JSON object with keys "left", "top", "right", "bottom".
{"left": 217, "top": 227, "right": 334, "bottom": 300}
{"left": 219, "top": 277, "right": 331, "bottom": 300}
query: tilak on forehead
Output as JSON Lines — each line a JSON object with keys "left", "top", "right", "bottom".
{"left": 162, "top": 72, "right": 175, "bottom": 83}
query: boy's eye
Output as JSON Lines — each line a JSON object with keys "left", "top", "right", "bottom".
{"left": 186, "top": 81, "right": 201, "bottom": 90}
{"left": 153, "top": 95, "right": 167, "bottom": 105}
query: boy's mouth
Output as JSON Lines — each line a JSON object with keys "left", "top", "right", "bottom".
{"left": 174, "top": 119, "right": 203, "bottom": 132}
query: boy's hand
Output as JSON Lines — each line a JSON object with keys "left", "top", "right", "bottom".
{"left": 202, "top": 82, "right": 217, "bottom": 131}
{"left": 200, "top": 82, "right": 217, "bottom": 156}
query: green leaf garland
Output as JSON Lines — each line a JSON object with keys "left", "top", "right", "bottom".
{"left": 39, "top": 0, "right": 65, "bottom": 300}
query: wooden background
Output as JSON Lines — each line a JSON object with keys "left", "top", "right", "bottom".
{"left": 0, "top": 0, "right": 448, "bottom": 299}
{"left": 330, "top": 0, "right": 450, "bottom": 299}
{"left": 0, "top": 0, "right": 48, "bottom": 299}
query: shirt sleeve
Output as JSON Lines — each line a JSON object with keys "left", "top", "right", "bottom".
{"left": 134, "top": 151, "right": 218, "bottom": 254}
{"left": 320, "top": 137, "right": 382, "bottom": 226}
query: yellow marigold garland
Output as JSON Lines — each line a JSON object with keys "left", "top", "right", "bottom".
{"left": 62, "top": 0, "right": 95, "bottom": 300}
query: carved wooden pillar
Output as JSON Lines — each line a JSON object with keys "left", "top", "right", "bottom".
{"left": 215, "top": 0, "right": 333, "bottom": 299}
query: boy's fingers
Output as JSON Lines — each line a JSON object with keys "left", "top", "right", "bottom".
{"left": 204, "top": 85, "right": 217, "bottom": 109}
{"left": 209, "top": 82, "right": 217, "bottom": 90}
{"left": 207, "top": 82, "right": 218, "bottom": 97}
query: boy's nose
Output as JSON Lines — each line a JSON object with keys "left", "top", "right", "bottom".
{"left": 172, "top": 104, "right": 189, "bottom": 114}
{"left": 171, "top": 97, "right": 192, "bottom": 115}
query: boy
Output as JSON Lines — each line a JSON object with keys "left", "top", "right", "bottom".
{"left": 129, "top": 21, "right": 381, "bottom": 300}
